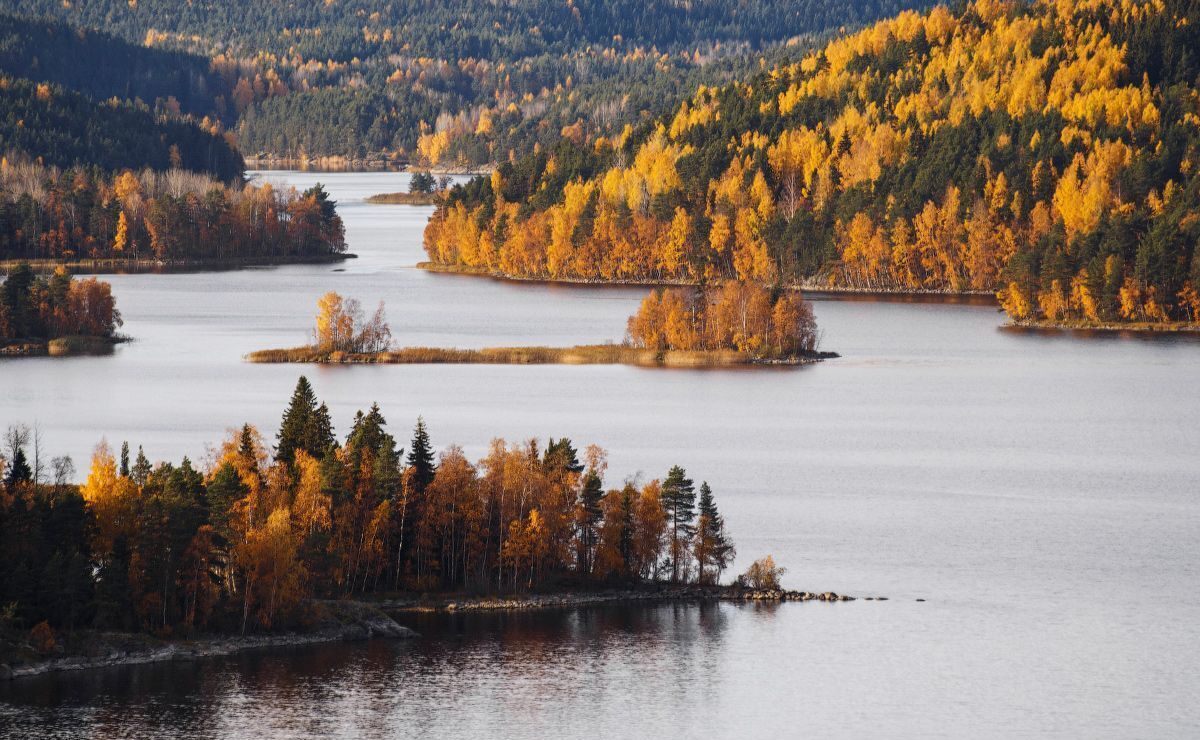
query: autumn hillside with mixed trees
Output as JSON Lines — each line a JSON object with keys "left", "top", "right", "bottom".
{"left": 0, "top": 378, "right": 736, "bottom": 636}
{"left": 0, "top": 1, "right": 932, "bottom": 165}
{"left": 0, "top": 14, "right": 349, "bottom": 266}
{"left": 425, "top": 0, "right": 1200, "bottom": 327}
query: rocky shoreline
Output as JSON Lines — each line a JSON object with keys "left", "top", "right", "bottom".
{"left": 0, "top": 601, "right": 415, "bottom": 682}
{"left": 373, "top": 584, "right": 881, "bottom": 613}
{"left": 1, "top": 586, "right": 892, "bottom": 681}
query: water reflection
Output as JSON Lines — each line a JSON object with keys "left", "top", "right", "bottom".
{"left": 0, "top": 603, "right": 743, "bottom": 740}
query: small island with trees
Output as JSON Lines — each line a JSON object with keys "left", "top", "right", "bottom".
{"left": 364, "top": 171, "right": 455, "bottom": 206}
{"left": 1, "top": 263, "right": 124, "bottom": 356}
{"left": 248, "top": 281, "right": 836, "bottom": 368}
{"left": 0, "top": 160, "right": 350, "bottom": 272}
{"left": 1, "top": 378, "right": 860, "bottom": 680}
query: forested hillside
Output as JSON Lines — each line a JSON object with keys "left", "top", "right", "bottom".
{"left": 0, "top": 14, "right": 233, "bottom": 121}
{"left": 0, "top": 75, "right": 243, "bottom": 180}
{"left": 1, "top": 0, "right": 931, "bottom": 164}
{"left": 425, "top": 0, "right": 1200, "bottom": 326}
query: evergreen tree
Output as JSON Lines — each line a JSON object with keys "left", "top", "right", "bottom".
{"left": 544, "top": 437, "right": 584, "bottom": 475}
{"left": 694, "top": 482, "right": 735, "bottom": 585}
{"left": 660, "top": 465, "right": 696, "bottom": 582}
{"left": 6, "top": 446, "right": 32, "bottom": 489}
{"left": 119, "top": 441, "right": 130, "bottom": 478}
{"left": 204, "top": 462, "right": 244, "bottom": 539}
{"left": 617, "top": 485, "right": 636, "bottom": 577}
{"left": 237, "top": 424, "right": 259, "bottom": 473}
{"left": 131, "top": 445, "right": 152, "bottom": 487}
{"left": 276, "top": 376, "right": 335, "bottom": 464}
{"left": 576, "top": 469, "right": 604, "bottom": 573}
{"left": 405, "top": 417, "right": 436, "bottom": 495}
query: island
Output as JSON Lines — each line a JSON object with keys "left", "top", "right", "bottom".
{"left": 0, "top": 378, "right": 862, "bottom": 681}
{"left": 0, "top": 264, "right": 124, "bottom": 356}
{"left": 248, "top": 283, "right": 836, "bottom": 367}
{"left": 364, "top": 171, "right": 453, "bottom": 206}
{"left": 0, "top": 162, "right": 349, "bottom": 272}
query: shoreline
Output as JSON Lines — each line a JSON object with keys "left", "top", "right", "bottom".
{"left": 1, "top": 585, "right": 879, "bottom": 681}
{"left": 374, "top": 583, "right": 876, "bottom": 614}
{"left": 246, "top": 343, "right": 838, "bottom": 368}
{"left": 416, "top": 262, "right": 997, "bottom": 300}
{"left": 365, "top": 191, "right": 443, "bottom": 205}
{"left": 1, "top": 335, "right": 128, "bottom": 358}
{"left": 0, "top": 601, "right": 415, "bottom": 682}
{"left": 1004, "top": 319, "right": 1200, "bottom": 335}
{"left": 246, "top": 156, "right": 490, "bottom": 175}
{"left": 1, "top": 253, "right": 354, "bottom": 275}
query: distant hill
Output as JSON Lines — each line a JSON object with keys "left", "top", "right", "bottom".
{"left": 0, "top": 1, "right": 935, "bottom": 164}
{"left": 0, "top": 14, "right": 233, "bottom": 121}
{"left": 0, "top": 75, "right": 243, "bottom": 180}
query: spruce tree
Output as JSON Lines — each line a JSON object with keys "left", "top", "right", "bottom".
{"left": 694, "top": 482, "right": 735, "bottom": 585}
{"left": 131, "top": 446, "right": 152, "bottom": 487}
{"left": 660, "top": 465, "right": 696, "bottom": 582}
{"left": 277, "top": 376, "right": 334, "bottom": 464}
{"left": 406, "top": 417, "right": 435, "bottom": 494}
{"left": 119, "top": 441, "right": 130, "bottom": 478}
{"left": 5, "top": 446, "right": 31, "bottom": 488}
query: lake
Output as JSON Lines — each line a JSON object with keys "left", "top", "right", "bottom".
{"left": 2, "top": 171, "right": 1198, "bottom": 738}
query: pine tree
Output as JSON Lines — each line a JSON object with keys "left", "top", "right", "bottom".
{"left": 660, "top": 465, "right": 696, "bottom": 582}
{"left": 694, "top": 482, "right": 735, "bottom": 585}
{"left": 577, "top": 469, "right": 604, "bottom": 573}
{"left": 131, "top": 446, "right": 151, "bottom": 487}
{"left": 406, "top": 417, "right": 435, "bottom": 495}
{"left": 119, "top": 441, "right": 130, "bottom": 478}
{"left": 543, "top": 438, "right": 583, "bottom": 475}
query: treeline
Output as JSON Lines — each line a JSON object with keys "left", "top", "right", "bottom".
{"left": 0, "top": 161, "right": 345, "bottom": 263}
{"left": 0, "top": 263, "right": 120, "bottom": 342}
{"left": 1, "top": 1, "right": 932, "bottom": 164}
{"left": 425, "top": 0, "right": 1200, "bottom": 326}
{"left": 0, "top": 378, "right": 736, "bottom": 635}
{"left": 0, "top": 75, "right": 243, "bottom": 181}
{"left": 628, "top": 282, "right": 818, "bottom": 358}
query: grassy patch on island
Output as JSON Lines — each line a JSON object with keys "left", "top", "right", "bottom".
{"left": 246, "top": 343, "right": 835, "bottom": 367}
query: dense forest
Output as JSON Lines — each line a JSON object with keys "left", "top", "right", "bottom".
{"left": 0, "top": 264, "right": 120, "bottom": 344}
{"left": 0, "top": 14, "right": 235, "bottom": 122}
{"left": 0, "top": 1, "right": 932, "bottom": 164}
{"left": 0, "top": 74, "right": 243, "bottom": 180}
{"left": 0, "top": 161, "right": 345, "bottom": 263}
{"left": 425, "top": 0, "right": 1200, "bottom": 326}
{"left": 0, "top": 378, "right": 735, "bottom": 635}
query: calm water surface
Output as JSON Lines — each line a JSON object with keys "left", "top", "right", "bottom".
{"left": 1, "top": 171, "right": 1198, "bottom": 738}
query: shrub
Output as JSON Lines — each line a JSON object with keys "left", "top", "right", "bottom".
{"left": 739, "top": 555, "right": 787, "bottom": 590}
{"left": 30, "top": 620, "right": 56, "bottom": 654}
